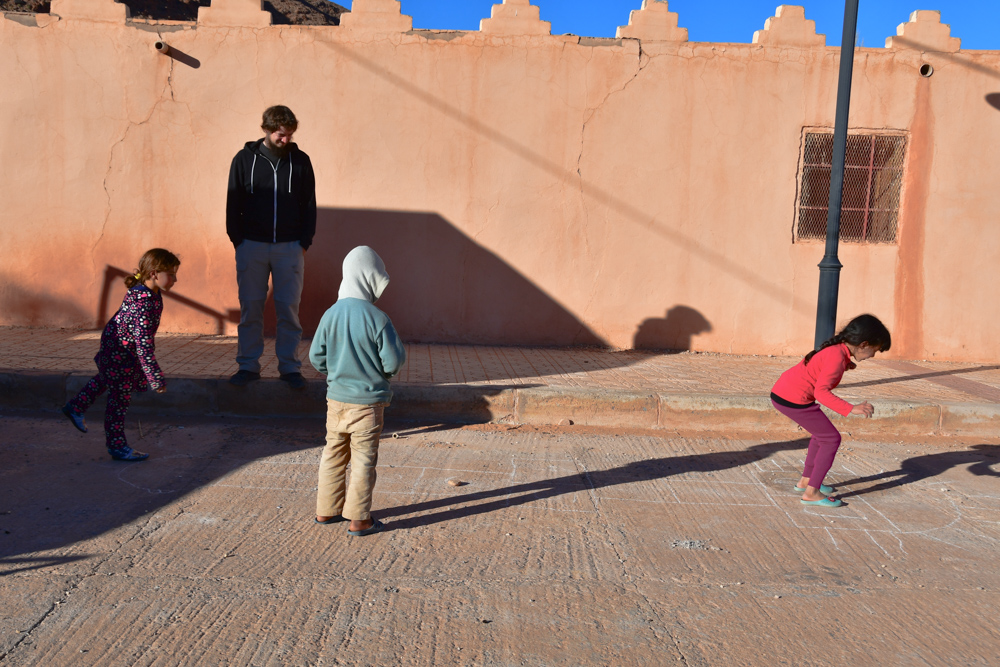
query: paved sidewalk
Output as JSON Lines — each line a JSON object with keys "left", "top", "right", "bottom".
{"left": 2, "top": 326, "right": 1000, "bottom": 435}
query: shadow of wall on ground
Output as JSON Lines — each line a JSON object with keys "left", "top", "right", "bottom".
{"left": 633, "top": 305, "right": 712, "bottom": 352}
{"left": 0, "top": 414, "right": 327, "bottom": 568}
{"left": 295, "top": 208, "right": 604, "bottom": 348}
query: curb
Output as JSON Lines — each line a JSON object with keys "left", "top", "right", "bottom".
{"left": 2, "top": 371, "right": 998, "bottom": 437}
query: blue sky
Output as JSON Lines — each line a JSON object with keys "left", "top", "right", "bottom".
{"left": 382, "top": 1, "right": 999, "bottom": 50}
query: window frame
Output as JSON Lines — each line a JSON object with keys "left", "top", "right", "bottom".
{"left": 793, "top": 127, "right": 908, "bottom": 245}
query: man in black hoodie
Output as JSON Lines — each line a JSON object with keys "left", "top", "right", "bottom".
{"left": 226, "top": 105, "right": 317, "bottom": 389}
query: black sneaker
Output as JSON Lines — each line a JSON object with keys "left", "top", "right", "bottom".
{"left": 280, "top": 372, "right": 307, "bottom": 390}
{"left": 229, "top": 369, "right": 261, "bottom": 386}
{"left": 62, "top": 403, "right": 88, "bottom": 433}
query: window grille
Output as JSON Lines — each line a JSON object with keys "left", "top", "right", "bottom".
{"left": 796, "top": 131, "right": 906, "bottom": 244}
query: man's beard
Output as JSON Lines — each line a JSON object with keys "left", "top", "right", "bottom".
{"left": 264, "top": 138, "right": 290, "bottom": 157}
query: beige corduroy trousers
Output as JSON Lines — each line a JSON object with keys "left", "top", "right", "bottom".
{"left": 316, "top": 399, "right": 387, "bottom": 521}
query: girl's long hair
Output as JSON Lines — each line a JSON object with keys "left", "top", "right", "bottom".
{"left": 804, "top": 314, "right": 892, "bottom": 365}
{"left": 125, "top": 248, "right": 181, "bottom": 289}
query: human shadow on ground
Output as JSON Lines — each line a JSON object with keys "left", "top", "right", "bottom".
{"left": 835, "top": 445, "right": 1000, "bottom": 499}
{"left": 378, "top": 437, "right": 810, "bottom": 530}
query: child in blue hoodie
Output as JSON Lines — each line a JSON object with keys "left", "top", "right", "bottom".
{"left": 309, "top": 246, "right": 406, "bottom": 537}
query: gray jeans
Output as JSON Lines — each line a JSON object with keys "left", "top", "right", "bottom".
{"left": 235, "top": 240, "right": 304, "bottom": 375}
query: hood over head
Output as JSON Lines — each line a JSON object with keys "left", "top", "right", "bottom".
{"left": 338, "top": 246, "right": 389, "bottom": 303}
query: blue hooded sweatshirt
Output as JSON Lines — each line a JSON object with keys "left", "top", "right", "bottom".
{"left": 309, "top": 246, "right": 406, "bottom": 404}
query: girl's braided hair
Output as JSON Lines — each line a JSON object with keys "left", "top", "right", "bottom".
{"left": 804, "top": 314, "right": 891, "bottom": 365}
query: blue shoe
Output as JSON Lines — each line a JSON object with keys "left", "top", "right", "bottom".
{"left": 109, "top": 447, "right": 149, "bottom": 462}
{"left": 800, "top": 496, "right": 842, "bottom": 507}
{"left": 794, "top": 484, "right": 833, "bottom": 494}
{"left": 62, "top": 403, "right": 88, "bottom": 433}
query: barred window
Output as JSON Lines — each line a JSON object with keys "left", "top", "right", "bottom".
{"left": 796, "top": 131, "right": 906, "bottom": 244}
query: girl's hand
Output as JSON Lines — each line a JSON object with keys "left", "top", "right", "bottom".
{"left": 156, "top": 386, "right": 167, "bottom": 394}
{"left": 850, "top": 401, "right": 874, "bottom": 418}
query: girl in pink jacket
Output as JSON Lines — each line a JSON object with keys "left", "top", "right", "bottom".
{"left": 771, "top": 314, "right": 891, "bottom": 507}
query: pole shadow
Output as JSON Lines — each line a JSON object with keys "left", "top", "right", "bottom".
{"left": 633, "top": 305, "right": 712, "bottom": 351}
{"left": 834, "top": 444, "right": 1000, "bottom": 499}
{"left": 841, "top": 364, "right": 1000, "bottom": 389}
{"left": 377, "top": 437, "right": 809, "bottom": 530}
{"left": 155, "top": 43, "right": 201, "bottom": 69}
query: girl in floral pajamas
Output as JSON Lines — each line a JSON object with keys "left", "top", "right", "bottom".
{"left": 63, "top": 248, "right": 181, "bottom": 461}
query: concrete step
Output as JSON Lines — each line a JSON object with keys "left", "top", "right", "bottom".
{"left": 4, "top": 370, "right": 999, "bottom": 437}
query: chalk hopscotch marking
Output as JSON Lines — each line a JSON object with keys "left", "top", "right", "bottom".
{"left": 157, "top": 445, "right": 998, "bottom": 555}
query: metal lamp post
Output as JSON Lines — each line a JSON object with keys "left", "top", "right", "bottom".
{"left": 815, "top": 0, "right": 860, "bottom": 349}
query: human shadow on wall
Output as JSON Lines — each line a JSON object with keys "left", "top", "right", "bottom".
{"left": 377, "top": 437, "right": 809, "bottom": 530}
{"left": 98, "top": 265, "right": 239, "bottom": 335}
{"left": 834, "top": 444, "right": 1000, "bottom": 499}
{"left": 633, "top": 305, "right": 711, "bottom": 352}
{"left": 297, "top": 208, "right": 604, "bottom": 350}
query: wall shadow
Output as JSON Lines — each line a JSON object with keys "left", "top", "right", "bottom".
{"left": 835, "top": 444, "right": 1000, "bottom": 499}
{"left": 299, "top": 208, "right": 604, "bottom": 347}
{"left": 633, "top": 305, "right": 711, "bottom": 351}
{"left": 314, "top": 41, "right": 806, "bottom": 314}
{"left": 0, "top": 278, "right": 90, "bottom": 326}
{"left": 0, "top": 414, "right": 327, "bottom": 566}
{"left": 377, "top": 437, "right": 809, "bottom": 530}
{"left": 98, "top": 265, "right": 239, "bottom": 335}
{"left": 987, "top": 93, "right": 1000, "bottom": 111}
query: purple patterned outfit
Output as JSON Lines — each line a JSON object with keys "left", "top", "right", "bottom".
{"left": 68, "top": 285, "right": 165, "bottom": 456}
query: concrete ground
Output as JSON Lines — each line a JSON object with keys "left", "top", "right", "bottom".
{"left": 2, "top": 410, "right": 999, "bottom": 666}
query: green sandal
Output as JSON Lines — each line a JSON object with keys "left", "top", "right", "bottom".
{"left": 794, "top": 484, "right": 833, "bottom": 494}
{"left": 800, "top": 496, "right": 842, "bottom": 507}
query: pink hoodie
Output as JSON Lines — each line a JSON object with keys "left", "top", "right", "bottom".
{"left": 772, "top": 343, "right": 855, "bottom": 416}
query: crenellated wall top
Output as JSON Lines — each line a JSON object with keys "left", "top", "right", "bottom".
{"left": 752, "top": 5, "right": 824, "bottom": 48}
{"left": 886, "top": 10, "right": 960, "bottom": 53}
{"left": 19, "top": 0, "right": 970, "bottom": 52}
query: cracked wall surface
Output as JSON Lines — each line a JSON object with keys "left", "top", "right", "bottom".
{"left": 1, "top": 9, "right": 1000, "bottom": 360}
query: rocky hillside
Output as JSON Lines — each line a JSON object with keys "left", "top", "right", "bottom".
{"left": 1, "top": 0, "right": 347, "bottom": 25}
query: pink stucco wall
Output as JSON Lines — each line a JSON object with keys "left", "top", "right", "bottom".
{"left": 2, "top": 1, "right": 999, "bottom": 361}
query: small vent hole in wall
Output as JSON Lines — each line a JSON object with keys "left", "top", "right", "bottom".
{"left": 919, "top": 63, "right": 934, "bottom": 77}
